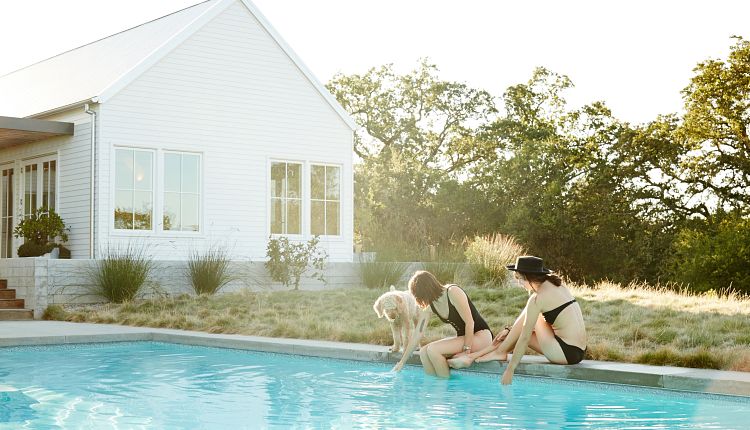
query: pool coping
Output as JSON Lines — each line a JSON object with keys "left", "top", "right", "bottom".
{"left": 1, "top": 321, "right": 748, "bottom": 397}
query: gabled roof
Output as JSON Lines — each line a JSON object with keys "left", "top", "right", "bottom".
{"left": 0, "top": 0, "right": 356, "bottom": 130}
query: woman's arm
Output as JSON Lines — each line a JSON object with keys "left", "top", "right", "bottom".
{"left": 392, "top": 307, "right": 430, "bottom": 372}
{"left": 502, "top": 295, "right": 540, "bottom": 385}
{"left": 449, "top": 287, "right": 475, "bottom": 354}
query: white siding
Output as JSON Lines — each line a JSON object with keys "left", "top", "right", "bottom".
{"left": 100, "top": 0, "right": 353, "bottom": 261}
{"left": 0, "top": 107, "right": 92, "bottom": 258}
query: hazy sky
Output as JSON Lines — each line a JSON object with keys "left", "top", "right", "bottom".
{"left": 1, "top": 0, "right": 747, "bottom": 124}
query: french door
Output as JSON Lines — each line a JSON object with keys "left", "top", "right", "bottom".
{"left": 0, "top": 166, "right": 13, "bottom": 258}
{"left": 23, "top": 156, "right": 57, "bottom": 218}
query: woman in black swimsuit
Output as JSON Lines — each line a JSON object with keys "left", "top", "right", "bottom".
{"left": 448, "top": 256, "right": 587, "bottom": 385}
{"left": 391, "top": 270, "right": 493, "bottom": 378}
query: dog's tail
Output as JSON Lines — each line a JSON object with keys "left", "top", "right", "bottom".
{"left": 389, "top": 285, "right": 396, "bottom": 291}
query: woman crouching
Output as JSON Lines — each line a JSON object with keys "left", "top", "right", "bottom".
{"left": 392, "top": 270, "right": 493, "bottom": 377}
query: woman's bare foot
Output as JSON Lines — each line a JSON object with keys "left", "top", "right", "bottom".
{"left": 475, "top": 350, "right": 508, "bottom": 363}
{"left": 447, "top": 355, "right": 474, "bottom": 369}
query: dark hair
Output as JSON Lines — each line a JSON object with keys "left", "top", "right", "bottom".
{"left": 409, "top": 270, "right": 443, "bottom": 307}
{"left": 518, "top": 272, "right": 562, "bottom": 286}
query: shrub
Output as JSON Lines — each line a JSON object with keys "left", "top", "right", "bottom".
{"left": 42, "top": 304, "right": 68, "bottom": 321}
{"left": 359, "top": 258, "right": 410, "bottom": 289}
{"left": 13, "top": 206, "right": 69, "bottom": 257}
{"left": 186, "top": 246, "right": 233, "bottom": 295}
{"left": 265, "top": 236, "right": 327, "bottom": 290}
{"left": 666, "top": 214, "right": 750, "bottom": 295}
{"left": 17, "top": 242, "right": 55, "bottom": 257}
{"left": 422, "top": 261, "right": 462, "bottom": 285}
{"left": 465, "top": 233, "right": 525, "bottom": 286}
{"left": 87, "top": 243, "right": 154, "bottom": 303}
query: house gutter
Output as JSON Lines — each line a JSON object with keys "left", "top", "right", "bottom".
{"left": 84, "top": 103, "right": 97, "bottom": 258}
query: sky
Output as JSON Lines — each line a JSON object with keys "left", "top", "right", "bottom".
{"left": 1, "top": 0, "right": 748, "bottom": 125}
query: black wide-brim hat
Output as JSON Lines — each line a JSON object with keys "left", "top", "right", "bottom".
{"left": 506, "top": 256, "right": 552, "bottom": 274}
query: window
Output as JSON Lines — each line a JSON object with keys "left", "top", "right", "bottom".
{"left": 270, "top": 161, "right": 301, "bottom": 234}
{"left": 114, "top": 148, "right": 153, "bottom": 230}
{"left": 163, "top": 152, "right": 200, "bottom": 232}
{"left": 310, "top": 164, "right": 340, "bottom": 236}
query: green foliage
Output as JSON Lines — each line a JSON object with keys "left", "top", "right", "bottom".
{"left": 359, "top": 258, "right": 410, "bottom": 289}
{"left": 265, "top": 236, "right": 327, "bottom": 290}
{"left": 13, "top": 206, "right": 69, "bottom": 255}
{"left": 17, "top": 242, "right": 55, "bottom": 257}
{"left": 465, "top": 234, "right": 525, "bottom": 286}
{"left": 666, "top": 213, "right": 750, "bottom": 294}
{"left": 330, "top": 38, "right": 750, "bottom": 288}
{"left": 86, "top": 243, "right": 154, "bottom": 303}
{"left": 421, "top": 261, "right": 462, "bottom": 285}
{"left": 42, "top": 304, "right": 68, "bottom": 321}
{"left": 186, "top": 245, "right": 233, "bottom": 295}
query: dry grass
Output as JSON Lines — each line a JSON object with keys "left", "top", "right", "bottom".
{"left": 47, "top": 280, "right": 750, "bottom": 371}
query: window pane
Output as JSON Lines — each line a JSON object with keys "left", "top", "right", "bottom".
{"left": 326, "top": 201, "right": 339, "bottom": 236}
{"left": 133, "top": 191, "right": 152, "bottom": 230}
{"left": 311, "top": 200, "right": 325, "bottom": 235}
{"left": 115, "top": 190, "right": 133, "bottom": 229}
{"left": 49, "top": 160, "right": 56, "bottom": 211}
{"left": 115, "top": 149, "right": 134, "bottom": 189}
{"left": 270, "top": 198, "right": 283, "bottom": 234}
{"left": 287, "top": 199, "right": 301, "bottom": 234}
{"left": 311, "top": 165, "right": 325, "bottom": 200}
{"left": 164, "top": 153, "right": 181, "bottom": 192}
{"left": 182, "top": 155, "right": 199, "bottom": 193}
{"left": 287, "top": 164, "right": 301, "bottom": 199}
{"left": 163, "top": 192, "right": 180, "bottom": 231}
{"left": 181, "top": 194, "right": 199, "bottom": 232}
{"left": 326, "top": 166, "right": 340, "bottom": 200}
{"left": 133, "top": 151, "right": 152, "bottom": 191}
{"left": 271, "top": 163, "right": 286, "bottom": 198}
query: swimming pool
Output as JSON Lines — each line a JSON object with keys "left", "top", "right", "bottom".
{"left": 0, "top": 342, "right": 747, "bottom": 429}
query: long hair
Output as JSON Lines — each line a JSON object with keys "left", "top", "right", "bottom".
{"left": 519, "top": 272, "right": 562, "bottom": 286}
{"left": 409, "top": 270, "right": 443, "bottom": 307}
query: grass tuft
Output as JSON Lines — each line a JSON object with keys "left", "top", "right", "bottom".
{"left": 186, "top": 245, "right": 233, "bottom": 295}
{"left": 85, "top": 243, "right": 154, "bottom": 303}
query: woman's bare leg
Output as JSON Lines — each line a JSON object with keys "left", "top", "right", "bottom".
{"left": 474, "top": 307, "right": 528, "bottom": 363}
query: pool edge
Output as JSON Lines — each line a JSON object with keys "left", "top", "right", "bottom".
{"left": 1, "top": 321, "right": 748, "bottom": 398}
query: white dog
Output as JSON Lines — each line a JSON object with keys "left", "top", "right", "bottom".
{"left": 373, "top": 285, "right": 419, "bottom": 353}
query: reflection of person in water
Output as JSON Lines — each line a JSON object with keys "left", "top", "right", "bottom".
{"left": 449, "top": 256, "right": 587, "bottom": 385}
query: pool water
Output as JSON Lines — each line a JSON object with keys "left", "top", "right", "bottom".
{"left": 0, "top": 342, "right": 747, "bottom": 429}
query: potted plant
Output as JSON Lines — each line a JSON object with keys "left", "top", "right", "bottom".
{"left": 13, "top": 206, "right": 70, "bottom": 258}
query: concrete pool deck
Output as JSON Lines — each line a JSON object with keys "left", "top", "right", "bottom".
{"left": 1, "top": 320, "right": 748, "bottom": 397}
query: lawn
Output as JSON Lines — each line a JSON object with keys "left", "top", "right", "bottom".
{"left": 46, "top": 281, "right": 750, "bottom": 371}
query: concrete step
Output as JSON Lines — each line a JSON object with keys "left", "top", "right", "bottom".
{"left": 0, "top": 289, "right": 16, "bottom": 299}
{"left": 0, "top": 279, "right": 6, "bottom": 289}
{"left": 0, "top": 309, "right": 33, "bottom": 320}
{"left": 0, "top": 299, "right": 24, "bottom": 309}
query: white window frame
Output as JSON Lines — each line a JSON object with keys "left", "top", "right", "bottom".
{"left": 309, "top": 162, "right": 342, "bottom": 238}
{"left": 21, "top": 153, "right": 59, "bottom": 217}
{"left": 160, "top": 151, "right": 203, "bottom": 235}
{"left": 111, "top": 147, "right": 155, "bottom": 234}
{"left": 268, "top": 159, "right": 304, "bottom": 238}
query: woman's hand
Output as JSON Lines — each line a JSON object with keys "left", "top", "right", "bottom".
{"left": 501, "top": 368, "right": 513, "bottom": 385}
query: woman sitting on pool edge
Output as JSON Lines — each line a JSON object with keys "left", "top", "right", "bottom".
{"left": 448, "top": 256, "right": 587, "bottom": 385}
{"left": 391, "top": 270, "right": 493, "bottom": 378}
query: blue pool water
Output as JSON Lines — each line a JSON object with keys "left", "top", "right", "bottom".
{"left": 0, "top": 342, "right": 747, "bottom": 429}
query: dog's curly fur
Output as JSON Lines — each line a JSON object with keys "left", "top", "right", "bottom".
{"left": 373, "top": 285, "right": 419, "bottom": 353}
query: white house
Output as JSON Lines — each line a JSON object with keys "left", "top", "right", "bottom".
{"left": 0, "top": 0, "right": 356, "bottom": 262}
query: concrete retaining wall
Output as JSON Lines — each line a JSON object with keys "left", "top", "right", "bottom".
{"left": 0, "top": 258, "right": 426, "bottom": 319}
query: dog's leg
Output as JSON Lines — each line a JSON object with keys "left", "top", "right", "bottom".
{"left": 389, "top": 322, "right": 401, "bottom": 353}
{"left": 402, "top": 320, "right": 412, "bottom": 354}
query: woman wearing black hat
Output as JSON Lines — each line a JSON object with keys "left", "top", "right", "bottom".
{"left": 448, "top": 255, "right": 587, "bottom": 385}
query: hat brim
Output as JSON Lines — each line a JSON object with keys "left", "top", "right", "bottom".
{"left": 506, "top": 264, "right": 552, "bottom": 274}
